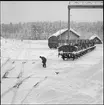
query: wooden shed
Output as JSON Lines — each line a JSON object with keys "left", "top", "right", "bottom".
{"left": 89, "top": 34, "right": 102, "bottom": 44}
{"left": 48, "top": 28, "right": 80, "bottom": 48}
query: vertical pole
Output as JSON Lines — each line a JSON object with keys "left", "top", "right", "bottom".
{"left": 60, "top": 20, "right": 61, "bottom": 46}
{"left": 68, "top": 6, "right": 70, "bottom": 44}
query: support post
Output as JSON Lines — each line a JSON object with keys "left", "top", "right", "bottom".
{"left": 68, "top": 7, "right": 70, "bottom": 43}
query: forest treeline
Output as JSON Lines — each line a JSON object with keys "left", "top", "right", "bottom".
{"left": 1, "top": 21, "right": 103, "bottom": 40}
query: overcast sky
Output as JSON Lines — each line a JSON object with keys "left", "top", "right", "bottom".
{"left": 1, "top": 1, "right": 103, "bottom": 24}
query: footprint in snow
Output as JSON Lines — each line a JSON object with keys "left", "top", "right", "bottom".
{"left": 55, "top": 72, "right": 59, "bottom": 75}
{"left": 12, "top": 61, "right": 15, "bottom": 64}
{"left": 22, "top": 61, "right": 26, "bottom": 64}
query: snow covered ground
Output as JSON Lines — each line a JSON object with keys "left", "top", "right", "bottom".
{"left": 1, "top": 38, "right": 103, "bottom": 104}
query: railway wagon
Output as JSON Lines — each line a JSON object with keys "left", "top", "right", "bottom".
{"left": 58, "top": 44, "right": 78, "bottom": 60}
{"left": 58, "top": 39, "right": 96, "bottom": 60}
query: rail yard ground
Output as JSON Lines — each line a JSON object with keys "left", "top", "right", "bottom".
{"left": 1, "top": 39, "right": 103, "bottom": 104}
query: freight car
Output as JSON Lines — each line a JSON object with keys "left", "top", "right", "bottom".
{"left": 58, "top": 39, "right": 96, "bottom": 60}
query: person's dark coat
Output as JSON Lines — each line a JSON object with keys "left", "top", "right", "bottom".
{"left": 40, "top": 56, "right": 47, "bottom": 68}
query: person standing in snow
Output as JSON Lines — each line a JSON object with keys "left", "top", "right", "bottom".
{"left": 39, "top": 56, "right": 47, "bottom": 68}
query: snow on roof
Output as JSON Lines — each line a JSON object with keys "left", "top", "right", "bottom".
{"left": 70, "top": 28, "right": 80, "bottom": 37}
{"left": 48, "top": 28, "right": 67, "bottom": 39}
{"left": 89, "top": 34, "right": 102, "bottom": 41}
{"left": 48, "top": 28, "right": 80, "bottom": 39}
{"left": 52, "top": 28, "right": 68, "bottom": 37}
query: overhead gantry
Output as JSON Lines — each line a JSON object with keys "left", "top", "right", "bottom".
{"left": 68, "top": 1, "right": 103, "bottom": 40}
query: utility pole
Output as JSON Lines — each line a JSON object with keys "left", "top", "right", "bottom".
{"left": 60, "top": 20, "right": 61, "bottom": 46}
{"left": 68, "top": 5, "right": 70, "bottom": 44}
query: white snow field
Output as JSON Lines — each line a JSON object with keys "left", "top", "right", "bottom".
{"left": 1, "top": 38, "right": 103, "bottom": 104}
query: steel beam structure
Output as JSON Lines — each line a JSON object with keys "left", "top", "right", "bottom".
{"left": 68, "top": 1, "right": 103, "bottom": 40}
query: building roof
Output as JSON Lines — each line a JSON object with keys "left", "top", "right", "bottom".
{"left": 52, "top": 28, "right": 68, "bottom": 37}
{"left": 80, "top": 33, "right": 102, "bottom": 41}
{"left": 89, "top": 34, "right": 102, "bottom": 41}
{"left": 48, "top": 28, "right": 80, "bottom": 39}
{"left": 70, "top": 28, "right": 81, "bottom": 37}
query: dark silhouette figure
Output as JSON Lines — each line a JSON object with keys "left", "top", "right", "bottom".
{"left": 40, "top": 56, "right": 47, "bottom": 68}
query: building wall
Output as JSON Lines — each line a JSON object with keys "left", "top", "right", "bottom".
{"left": 93, "top": 37, "right": 102, "bottom": 44}
{"left": 48, "top": 30, "right": 80, "bottom": 48}
{"left": 58, "top": 31, "right": 79, "bottom": 40}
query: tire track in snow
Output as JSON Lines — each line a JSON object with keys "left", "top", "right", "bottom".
{"left": 11, "top": 88, "right": 18, "bottom": 104}
{"left": 1, "top": 74, "right": 34, "bottom": 98}
{"left": 10, "top": 72, "right": 36, "bottom": 104}
{"left": 1, "top": 58, "right": 10, "bottom": 67}
{"left": 17, "top": 61, "right": 26, "bottom": 78}
{"left": 21, "top": 76, "right": 47, "bottom": 104}
{"left": 10, "top": 62, "right": 27, "bottom": 104}
{"left": 1, "top": 66, "right": 15, "bottom": 83}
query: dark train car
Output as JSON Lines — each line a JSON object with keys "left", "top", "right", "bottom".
{"left": 48, "top": 28, "right": 80, "bottom": 49}
{"left": 58, "top": 44, "right": 78, "bottom": 60}
{"left": 58, "top": 39, "right": 96, "bottom": 60}
{"left": 58, "top": 44, "right": 77, "bottom": 52}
